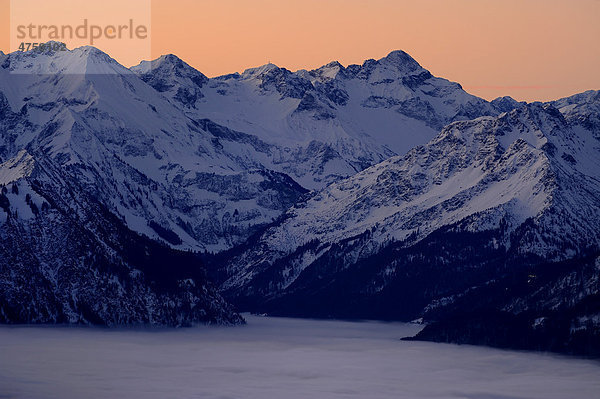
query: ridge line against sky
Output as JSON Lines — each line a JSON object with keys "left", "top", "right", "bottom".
{"left": 0, "top": 0, "right": 599, "bottom": 102}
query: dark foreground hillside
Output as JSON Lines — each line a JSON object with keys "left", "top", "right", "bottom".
{"left": 405, "top": 252, "right": 600, "bottom": 357}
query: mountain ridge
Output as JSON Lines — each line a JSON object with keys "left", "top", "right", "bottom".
{"left": 205, "top": 94, "right": 600, "bottom": 355}
{"left": 132, "top": 49, "right": 507, "bottom": 190}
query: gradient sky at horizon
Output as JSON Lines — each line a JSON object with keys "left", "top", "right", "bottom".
{"left": 1, "top": 0, "right": 599, "bottom": 102}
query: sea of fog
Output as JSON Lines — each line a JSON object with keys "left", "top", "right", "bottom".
{"left": 0, "top": 315, "right": 599, "bottom": 399}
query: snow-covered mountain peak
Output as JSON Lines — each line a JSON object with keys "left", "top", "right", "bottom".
{"left": 154, "top": 53, "right": 190, "bottom": 67}
{"left": 490, "top": 96, "right": 526, "bottom": 113}
{"left": 550, "top": 90, "right": 600, "bottom": 136}
{"left": 241, "top": 62, "right": 281, "bottom": 77}
{"left": 132, "top": 53, "right": 207, "bottom": 82}
{"left": 555, "top": 89, "right": 600, "bottom": 105}
{"left": 3, "top": 44, "right": 131, "bottom": 76}
{"left": 309, "top": 61, "right": 344, "bottom": 80}
{"left": 378, "top": 50, "right": 424, "bottom": 74}
{"left": 237, "top": 63, "right": 313, "bottom": 99}
{"left": 323, "top": 60, "right": 344, "bottom": 69}
{"left": 131, "top": 53, "right": 208, "bottom": 108}
{"left": 334, "top": 50, "right": 428, "bottom": 83}
{"left": 0, "top": 46, "right": 159, "bottom": 120}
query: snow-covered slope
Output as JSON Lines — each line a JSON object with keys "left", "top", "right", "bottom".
{"left": 0, "top": 46, "right": 506, "bottom": 253}
{"left": 0, "top": 152, "right": 243, "bottom": 326}
{"left": 0, "top": 44, "right": 314, "bottom": 324}
{"left": 133, "top": 50, "right": 504, "bottom": 189}
{"left": 0, "top": 45, "right": 247, "bottom": 324}
{"left": 550, "top": 90, "right": 600, "bottom": 137}
{"left": 0, "top": 45, "right": 307, "bottom": 252}
{"left": 215, "top": 96, "right": 600, "bottom": 317}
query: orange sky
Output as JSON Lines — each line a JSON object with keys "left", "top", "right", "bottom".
{"left": 1, "top": 0, "right": 599, "bottom": 102}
